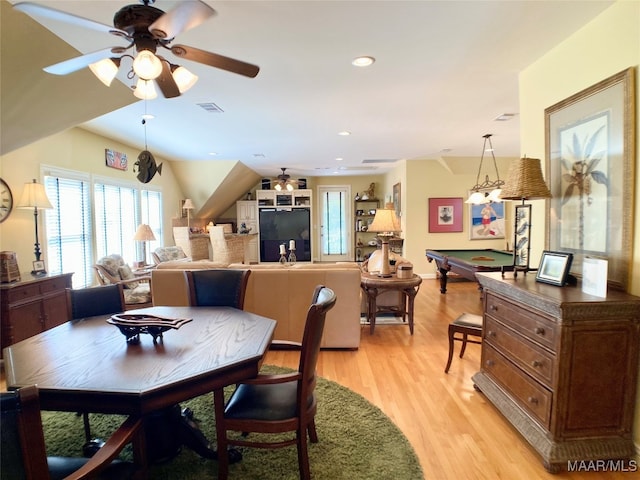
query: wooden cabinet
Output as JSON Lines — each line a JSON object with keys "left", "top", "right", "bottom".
{"left": 236, "top": 200, "right": 259, "bottom": 264}
{"left": 1, "top": 272, "right": 73, "bottom": 354}
{"left": 354, "top": 199, "right": 379, "bottom": 262}
{"left": 473, "top": 272, "right": 640, "bottom": 472}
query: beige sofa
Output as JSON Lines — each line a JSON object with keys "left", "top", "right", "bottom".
{"left": 151, "top": 261, "right": 361, "bottom": 349}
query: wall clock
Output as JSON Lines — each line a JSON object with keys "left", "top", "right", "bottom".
{"left": 0, "top": 178, "right": 14, "bottom": 223}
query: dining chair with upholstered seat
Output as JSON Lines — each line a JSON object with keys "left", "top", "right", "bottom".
{"left": 93, "top": 254, "right": 152, "bottom": 310}
{"left": 66, "top": 284, "right": 126, "bottom": 444}
{"left": 445, "top": 312, "right": 483, "bottom": 373}
{"left": 0, "top": 385, "right": 146, "bottom": 480}
{"left": 213, "top": 285, "right": 337, "bottom": 480}
{"left": 185, "top": 269, "right": 251, "bottom": 309}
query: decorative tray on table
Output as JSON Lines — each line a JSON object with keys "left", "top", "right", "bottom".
{"left": 107, "top": 313, "right": 193, "bottom": 344}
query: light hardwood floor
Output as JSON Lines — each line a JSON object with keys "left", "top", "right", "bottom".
{"left": 2, "top": 277, "right": 637, "bottom": 479}
{"left": 267, "top": 277, "right": 638, "bottom": 480}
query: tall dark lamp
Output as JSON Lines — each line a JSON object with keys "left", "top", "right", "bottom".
{"left": 367, "top": 203, "right": 401, "bottom": 278}
{"left": 500, "top": 157, "right": 552, "bottom": 275}
{"left": 17, "top": 179, "right": 53, "bottom": 274}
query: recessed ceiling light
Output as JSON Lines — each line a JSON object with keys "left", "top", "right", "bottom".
{"left": 208, "top": 152, "right": 217, "bottom": 156}
{"left": 336, "top": 157, "right": 343, "bottom": 161}
{"left": 141, "top": 114, "right": 154, "bottom": 120}
{"left": 338, "top": 131, "right": 351, "bottom": 136}
{"left": 352, "top": 56, "right": 375, "bottom": 67}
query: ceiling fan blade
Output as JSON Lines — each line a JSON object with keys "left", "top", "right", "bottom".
{"left": 149, "top": 0, "right": 216, "bottom": 40}
{"left": 155, "top": 62, "right": 181, "bottom": 99}
{"left": 171, "top": 44, "right": 259, "bottom": 78}
{"left": 13, "top": 2, "right": 129, "bottom": 38}
{"left": 43, "top": 47, "right": 123, "bottom": 75}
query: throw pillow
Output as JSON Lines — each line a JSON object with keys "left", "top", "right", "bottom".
{"left": 118, "top": 265, "right": 140, "bottom": 289}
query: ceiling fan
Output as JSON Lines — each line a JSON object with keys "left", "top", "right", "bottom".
{"left": 13, "top": 0, "right": 260, "bottom": 99}
{"left": 272, "top": 168, "right": 299, "bottom": 191}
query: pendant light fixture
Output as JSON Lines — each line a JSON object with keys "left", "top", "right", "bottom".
{"left": 466, "top": 134, "right": 504, "bottom": 205}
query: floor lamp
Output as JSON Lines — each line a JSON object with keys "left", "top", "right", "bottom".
{"left": 17, "top": 179, "right": 53, "bottom": 275}
{"left": 133, "top": 224, "right": 156, "bottom": 266}
{"left": 367, "top": 203, "right": 401, "bottom": 277}
{"left": 500, "top": 157, "right": 552, "bottom": 275}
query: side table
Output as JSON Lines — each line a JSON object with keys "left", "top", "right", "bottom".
{"left": 360, "top": 273, "right": 422, "bottom": 334}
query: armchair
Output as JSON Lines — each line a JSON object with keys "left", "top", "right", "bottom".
{"left": 93, "top": 254, "right": 152, "bottom": 309}
{"left": 152, "top": 246, "right": 190, "bottom": 265}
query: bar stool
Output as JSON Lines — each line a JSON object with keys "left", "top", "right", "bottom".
{"left": 445, "top": 313, "right": 483, "bottom": 373}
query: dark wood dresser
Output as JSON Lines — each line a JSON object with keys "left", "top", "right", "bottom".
{"left": 1, "top": 272, "right": 73, "bottom": 354}
{"left": 472, "top": 272, "right": 640, "bottom": 473}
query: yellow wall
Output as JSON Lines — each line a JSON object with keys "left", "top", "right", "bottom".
{"left": 519, "top": 0, "right": 640, "bottom": 449}
{"left": 0, "top": 128, "right": 185, "bottom": 272}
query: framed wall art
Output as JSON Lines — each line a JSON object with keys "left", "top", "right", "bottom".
{"left": 105, "top": 149, "right": 128, "bottom": 171}
{"left": 545, "top": 67, "right": 635, "bottom": 290}
{"left": 468, "top": 191, "right": 505, "bottom": 240}
{"left": 428, "top": 197, "right": 463, "bottom": 233}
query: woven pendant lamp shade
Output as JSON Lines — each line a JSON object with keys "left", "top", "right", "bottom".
{"left": 500, "top": 157, "right": 552, "bottom": 200}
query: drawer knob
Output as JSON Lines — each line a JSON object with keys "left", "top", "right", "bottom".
{"left": 489, "top": 305, "right": 498, "bottom": 312}
{"left": 527, "top": 396, "right": 539, "bottom": 405}
{"left": 485, "top": 360, "right": 495, "bottom": 368}
{"left": 487, "top": 330, "right": 496, "bottom": 338}
{"left": 534, "top": 327, "right": 545, "bottom": 336}
{"left": 531, "top": 360, "right": 542, "bottom": 368}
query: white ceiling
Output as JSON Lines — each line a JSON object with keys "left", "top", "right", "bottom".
{"left": 7, "top": 0, "right": 614, "bottom": 179}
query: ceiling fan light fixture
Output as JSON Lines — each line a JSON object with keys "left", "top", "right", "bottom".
{"left": 132, "top": 50, "right": 163, "bottom": 80}
{"left": 171, "top": 65, "right": 198, "bottom": 93}
{"left": 89, "top": 57, "right": 120, "bottom": 86}
{"left": 286, "top": 183, "right": 294, "bottom": 191}
{"left": 133, "top": 79, "right": 158, "bottom": 100}
{"left": 274, "top": 183, "right": 282, "bottom": 191}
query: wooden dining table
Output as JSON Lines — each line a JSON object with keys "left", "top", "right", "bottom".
{"left": 3, "top": 305, "right": 277, "bottom": 416}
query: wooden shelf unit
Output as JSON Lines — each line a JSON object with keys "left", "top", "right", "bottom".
{"left": 354, "top": 199, "right": 379, "bottom": 262}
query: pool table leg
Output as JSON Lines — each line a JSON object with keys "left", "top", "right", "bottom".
{"left": 437, "top": 268, "right": 449, "bottom": 294}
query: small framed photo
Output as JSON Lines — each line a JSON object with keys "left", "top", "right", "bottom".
{"left": 536, "top": 251, "right": 573, "bottom": 286}
{"left": 32, "top": 260, "right": 46, "bottom": 274}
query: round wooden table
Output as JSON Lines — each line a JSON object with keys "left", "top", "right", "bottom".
{"left": 360, "top": 273, "right": 422, "bottom": 334}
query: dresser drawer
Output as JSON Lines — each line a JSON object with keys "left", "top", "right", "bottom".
{"left": 39, "top": 276, "right": 70, "bottom": 293}
{"left": 5, "top": 284, "right": 41, "bottom": 304}
{"left": 485, "top": 317, "right": 556, "bottom": 386}
{"left": 485, "top": 293, "right": 557, "bottom": 351}
{"left": 482, "top": 343, "right": 552, "bottom": 429}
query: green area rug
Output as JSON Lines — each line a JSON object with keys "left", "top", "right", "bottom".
{"left": 42, "top": 365, "right": 423, "bottom": 479}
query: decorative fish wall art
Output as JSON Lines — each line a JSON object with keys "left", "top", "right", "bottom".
{"left": 134, "top": 150, "right": 163, "bottom": 184}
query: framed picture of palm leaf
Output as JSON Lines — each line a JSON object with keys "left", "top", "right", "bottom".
{"left": 545, "top": 67, "right": 635, "bottom": 290}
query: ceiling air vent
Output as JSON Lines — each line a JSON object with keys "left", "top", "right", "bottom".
{"left": 361, "top": 159, "right": 398, "bottom": 164}
{"left": 197, "top": 102, "right": 224, "bottom": 113}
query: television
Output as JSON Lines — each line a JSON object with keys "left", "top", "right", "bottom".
{"left": 259, "top": 208, "right": 311, "bottom": 262}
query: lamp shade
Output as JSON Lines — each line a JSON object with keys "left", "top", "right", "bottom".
{"left": 182, "top": 199, "right": 195, "bottom": 210}
{"left": 368, "top": 203, "right": 401, "bottom": 234}
{"left": 133, "top": 224, "right": 156, "bottom": 241}
{"left": 500, "top": 157, "right": 552, "bottom": 200}
{"left": 17, "top": 179, "right": 52, "bottom": 209}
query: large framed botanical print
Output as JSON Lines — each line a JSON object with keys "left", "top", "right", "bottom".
{"left": 545, "top": 67, "right": 635, "bottom": 290}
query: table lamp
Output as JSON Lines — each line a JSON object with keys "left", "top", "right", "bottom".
{"left": 367, "top": 202, "right": 401, "bottom": 277}
{"left": 182, "top": 199, "right": 195, "bottom": 229}
{"left": 133, "top": 224, "right": 156, "bottom": 265}
{"left": 500, "top": 156, "right": 552, "bottom": 274}
{"left": 17, "top": 179, "right": 53, "bottom": 274}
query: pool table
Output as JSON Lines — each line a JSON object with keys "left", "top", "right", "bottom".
{"left": 425, "top": 249, "right": 514, "bottom": 294}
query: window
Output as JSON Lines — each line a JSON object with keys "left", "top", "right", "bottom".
{"left": 318, "top": 186, "right": 351, "bottom": 261}
{"left": 42, "top": 167, "right": 163, "bottom": 287}
{"left": 44, "top": 172, "right": 93, "bottom": 288}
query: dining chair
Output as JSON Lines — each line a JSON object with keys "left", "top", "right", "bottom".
{"left": 66, "top": 284, "right": 125, "bottom": 444}
{"left": 185, "top": 269, "right": 251, "bottom": 309}
{"left": 213, "top": 285, "right": 337, "bottom": 480}
{"left": 0, "top": 385, "right": 146, "bottom": 480}
{"left": 445, "top": 312, "right": 483, "bottom": 373}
